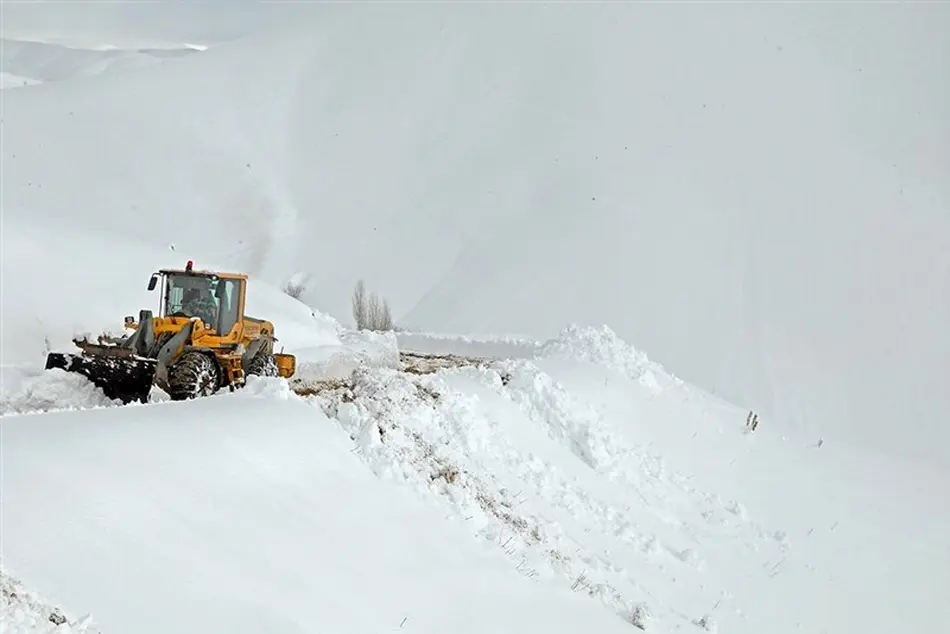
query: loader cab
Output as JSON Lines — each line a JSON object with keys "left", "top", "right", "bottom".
{"left": 148, "top": 263, "right": 247, "bottom": 336}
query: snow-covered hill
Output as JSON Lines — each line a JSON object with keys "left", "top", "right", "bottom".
{"left": 4, "top": 3, "right": 949, "bottom": 466}
{"left": 1, "top": 4, "right": 948, "bottom": 634}
{"left": 0, "top": 38, "right": 204, "bottom": 88}
{"left": 0, "top": 214, "right": 340, "bottom": 369}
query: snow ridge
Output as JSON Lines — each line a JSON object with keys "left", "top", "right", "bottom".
{"left": 0, "top": 369, "right": 122, "bottom": 417}
{"left": 305, "top": 347, "right": 787, "bottom": 631}
{"left": 497, "top": 360, "right": 628, "bottom": 473}
{"left": 311, "top": 365, "right": 650, "bottom": 625}
{"left": 2, "top": 322, "right": 944, "bottom": 633}
{"left": 538, "top": 324, "right": 681, "bottom": 392}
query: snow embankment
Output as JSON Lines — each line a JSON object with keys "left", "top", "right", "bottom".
{"left": 0, "top": 378, "right": 633, "bottom": 634}
{"left": 1, "top": 570, "right": 98, "bottom": 634}
{"left": 3, "top": 323, "right": 948, "bottom": 633}
{"left": 398, "top": 324, "right": 684, "bottom": 393}
{"left": 307, "top": 325, "right": 950, "bottom": 634}
{"left": 0, "top": 368, "right": 122, "bottom": 418}
{"left": 307, "top": 329, "right": 774, "bottom": 632}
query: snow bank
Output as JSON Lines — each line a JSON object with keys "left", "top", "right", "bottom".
{"left": 1, "top": 392, "right": 634, "bottom": 634}
{"left": 2, "top": 314, "right": 947, "bottom": 633}
{"left": 398, "top": 324, "right": 684, "bottom": 394}
{"left": 0, "top": 368, "right": 122, "bottom": 417}
{"left": 309, "top": 362, "right": 802, "bottom": 632}
{"left": 537, "top": 324, "right": 683, "bottom": 393}
{"left": 293, "top": 329, "right": 400, "bottom": 382}
{"left": 496, "top": 359, "right": 639, "bottom": 474}
{"left": 396, "top": 331, "right": 543, "bottom": 360}
{"left": 307, "top": 352, "right": 950, "bottom": 634}
{"left": 1, "top": 570, "right": 99, "bottom": 634}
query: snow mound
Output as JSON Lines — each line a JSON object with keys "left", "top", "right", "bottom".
{"left": 2, "top": 394, "right": 632, "bottom": 634}
{"left": 236, "top": 375, "right": 298, "bottom": 401}
{"left": 497, "top": 360, "right": 626, "bottom": 473}
{"left": 1, "top": 569, "right": 100, "bottom": 634}
{"left": 308, "top": 360, "right": 791, "bottom": 631}
{"left": 396, "top": 331, "right": 543, "bottom": 360}
{"left": 0, "top": 369, "right": 121, "bottom": 417}
{"left": 292, "top": 329, "right": 400, "bottom": 383}
{"left": 538, "top": 324, "right": 679, "bottom": 392}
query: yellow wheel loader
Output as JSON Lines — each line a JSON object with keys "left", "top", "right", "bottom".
{"left": 45, "top": 260, "right": 296, "bottom": 404}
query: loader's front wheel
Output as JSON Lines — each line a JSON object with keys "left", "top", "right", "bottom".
{"left": 247, "top": 351, "right": 279, "bottom": 378}
{"left": 167, "top": 351, "right": 220, "bottom": 401}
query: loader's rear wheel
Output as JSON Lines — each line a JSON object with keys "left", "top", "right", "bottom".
{"left": 247, "top": 351, "right": 279, "bottom": 377}
{"left": 167, "top": 351, "right": 220, "bottom": 401}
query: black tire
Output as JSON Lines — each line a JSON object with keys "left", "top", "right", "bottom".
{"left": 167, "top": 351, "right": 220, "bottom": 400}
{"left": 247, "top": 351, "right": 279, "bottom": 377}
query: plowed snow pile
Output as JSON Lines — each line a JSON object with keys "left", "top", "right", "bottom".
{"left": 0, "top": 378, "right": 634, "bottom": 634}
{"left": 298, "top": 327, "right": 950, "bottom": 634}
{"left": 1, "top": 570, "right": 98, "bottom": 634}
{"left": 2, "top": 325, "right": 948, "bottom": 632}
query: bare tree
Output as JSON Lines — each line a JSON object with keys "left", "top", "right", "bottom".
{"left": 379, "top": 298, "right": 393, "bottom": 331}
{"left": 352, "top": 279, "right": 395, "bottom": 331}
{"left": 367, "top": 292, "right": 381, "bottom": 330}
{"left": 352, "top": 279, "right": 367, "bottom": 329}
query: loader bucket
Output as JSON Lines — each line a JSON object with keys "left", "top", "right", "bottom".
{"left": 45, "top": 351, "right": 158, "bottom": 405}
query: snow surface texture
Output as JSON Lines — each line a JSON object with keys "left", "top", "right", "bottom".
{"left": 1, "top": 570, "right": 99, "bottom": 634}
{"left": 2, "top": 5, "right": 949, "bottom": 634}
{"left": 304, "top": 330, "right": 950, "bottom": 634}
{"left": 3, "top": 329, "right": 948, "bottom": 633}
{"left": 4, "top": 3, "right": 949, "bottom": 467}
{"left": 1, "top": 378, "right": 637, "bottom": 634}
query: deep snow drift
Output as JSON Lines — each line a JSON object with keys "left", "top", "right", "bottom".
{"left": 2, "top": 4, "right": 949, "bottom": 633}
{"left": 3, "top": 329, "right": 948, "bottom": 634}
{"left": 3, "top": 3, "right": 948, "bottom": 467}
{"left": 0, "top": 378, "right": 636, "bottom": 634}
